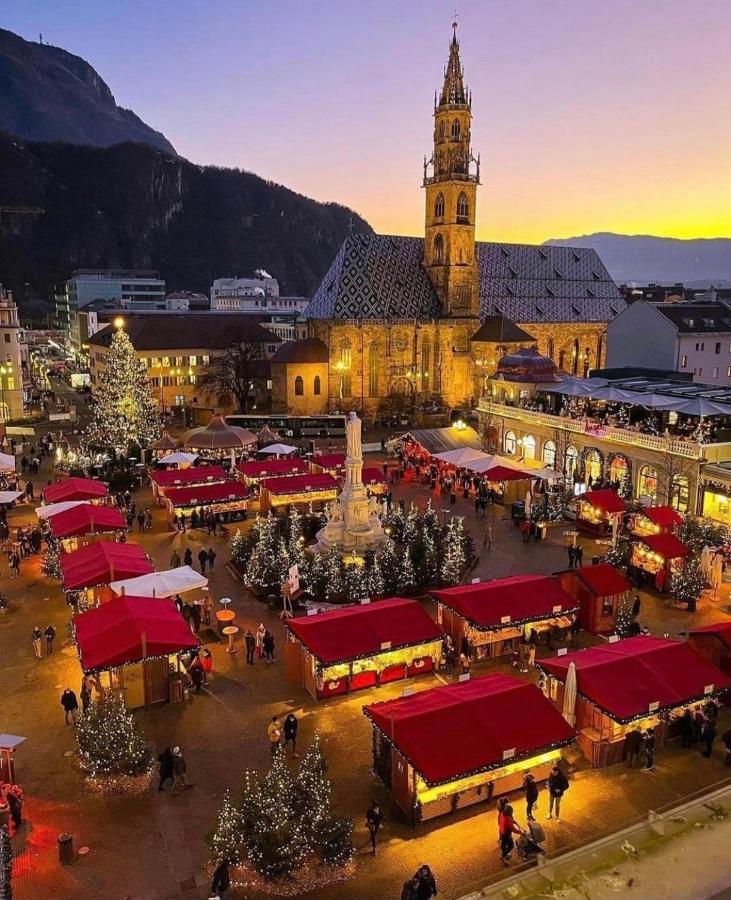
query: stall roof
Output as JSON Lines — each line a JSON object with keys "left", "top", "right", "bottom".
{"left": 569, "top": 564, "right": 632, "bottom": 597}
{"left": 44, "top": 477, "right": 109, "bottom": 504}
{"left": 481, "top": 464, "right": 531, "bottom": 482}
{"left": 163, "top": 481, "right": 248, "bottom": 508}
{"left": 312, "top": 453, "right": 346, "bottom": 469}
{"left": 262, "top": 472, "right": 338, "bottom": 496}
{"left": 49, "top": 503, "right": 126, "bottom": 539}
{"left": 404, "top": 426, "right": 482, "bottom": 455}
{"left": 74, "top": 596, "right": 199, "bottom": 672}
{"left": 286, "top": 597, "right": 441, "bottom": 666}
{"left": 237, "top": 458, "right": 309, "bottom": 479}
{"left": 111, "top": 565, "right": 208, "bottom": 598}
{"left": 641, "top": 506, "right": 684, "bottom": 527}
{"left": 361, "top": 467, "right": 386, "bottom": 485}
{"left": 539, "top": 636, "right": 731, "bottom": 722}
{"left": 581, "top": 489, "right": 626, "bottom": 514}
{"left": 433, "top": 575, "right": 578, "bottom": 629}
{"left": 639, "top": 533, "right": 688, "bottom": 559}
{"left": 433, "top": 447, "right": 489, "bottom": 467}
{"left": 364, "top": 674, "right": 575, "bottom": 786}
{"left": 150, "top": 465, "right": 227, "bottom": 488}
{"left": 688, "top": 622, "right": 731, "bottom": 650}
{"left": 60, "top": 542, "right": 153, "bottom": 591}
{"left": 36, "top": 500, "right": 87, "bottom": 521}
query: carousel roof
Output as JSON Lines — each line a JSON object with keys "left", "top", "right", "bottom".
{"left": 183, "top": 416, "right": 257, "bottom": 450}
{"left": 48, "top": 503, "right": 126, "bottom": 539}
{"left": 494, "top": 347, "right": 561, "bottom": 384}
{"left": 638, "top": 533, "right": 688, "bottom": 560}
{"left": 164, "top": 480, "right": 248, "bottom": 508}
{"left": 60, "top": 542, "right": 153, "bottom": 591}
{"left": 257, "top": 424, "right": 281, "bottom": 447}
{"left": 150, "top": 465, "right": 227, "bottom": 488}
{"left": 44, "top": 477, "right": 109, "bottom": 504}
{"left": 151, "top": 431, "right": 178, "bottom": 451}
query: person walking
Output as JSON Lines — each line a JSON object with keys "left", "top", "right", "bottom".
{"left": 44, "top": 623, "right": 56, "bottom": 654}
{"left": 523, "top": 773, "right": 538, "bottom": 821}
{"left": 32, "top": 626, "right": 42, "bottom": 659}
{"left": 263, "top": 629, "right": 275, "bottom": 663}
{"left": 256, "top": 623, "right": 265, "bottom": 659}
{"left": 210, "top": 857, "right": 230, "bottom": 898}
{"left": 80, "top": 682, "right": 92, "bottom": 713}
{"left": 157, "top": 747, "right": 174, "bottom": 792}
{"left": 702, "top": 718, "right": 717, "bottom": 758}
{"left": 283, "top": 712, "right": 298, "bottom": 757}
{"left": 60, "top": 688, "right": 79, "bottom": 725}
{"left": 267, "top": 716, "right": 282, "bottom": 754}
{"left": 170, "top": 549, "right": 181, "bottom": 568}
{"left": 547, "top": 765, "right": 569, "bottom": 821}
{"left": 9, "top": 551, "right": 19, "bottom": 577}
{"left": 6, "top": 790, "right": 22, "bottom": 833}
{"left": 366, "top": 801, "right": 383, "bottom": 856}
{"left": 624, "top": 728, "right": 642, "bottom": 768}
{"left": 172, "top": 746, "right": 191, "bottom": 789}
{"left": 190, "top": 602, "right": 202, "bottom": 635}
{"left": 401, "top": 876, "right": 420, "bottom": 900}
{"left": 483, "top": 523, "right": 492, "bottom": 550}
{"left": 207, "top": 547, "right": 217, "bottom": 572}
{"left": 183, "top": 547, "right": 193, "bottom": 567}
{"left": 197, "top": 548, "right": 208, "bottom": 575}
{"left": 575, "top": 545, "right": 584, "bottom": 566}
{"left": 414, "top": 864, "right": 438, "bottom": 898}
{"left": 498, "top": 804, "right": 522, "bottom": 864}
{"left": 679, "top": 709, "right": 694, "bottom": 748}
{"left": 136, "top": 511, "right": 145, "bottom": 532}
{"left": 642, "top": 728, "right": 655, "bottom": 772}
{"left": 244, "top": 628, "right": 256, "bottom": 665}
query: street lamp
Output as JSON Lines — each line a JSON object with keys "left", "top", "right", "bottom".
{"left": 334, "top": 359, "right": 350, "bottom": 401}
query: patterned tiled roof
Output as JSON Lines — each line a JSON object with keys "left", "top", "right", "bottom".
{"left": 305, "top": 233, "right": 624, "bottom": 324}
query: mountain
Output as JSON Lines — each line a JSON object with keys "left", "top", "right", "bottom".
{"left": 546, "top": 232, "right": 731, "bottom": 286}
{"left": 0, "top": 28, "right": 175, "bottom": 155}
{"left": 0, "top": 133, "right": 371, "bottom": 305}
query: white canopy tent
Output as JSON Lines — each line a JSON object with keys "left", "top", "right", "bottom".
{"left": 110, "top": 565, "right": 208, "bottom": 598}
{"left": 0, "top": 490, "right": 23, "bottom": 505}
{"left": 158, "top": 451, "right": 199, "bottom": 467}
{"left": 36, "top": 500, "right": 88, "bottom": 520}
{"left": 464, "top": 454, "right": 527, "bottom": 476}
{"left": 0, "top": 452, "right": 15, "bottom": 473}
{"left": 433, "top": 447, "right": 489, "bottom": 467}
{"left": 259, "top": 443, "right": 298, "bottom": 457}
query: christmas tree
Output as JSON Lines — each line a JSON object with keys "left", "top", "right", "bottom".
{"left": 375, "top": 541, "right": 400, "bottom": 596}
{"left": 210, "top": 789, "right": 245, "bottom": 865}
{"left": 614, "top": 600, "right": 637, "bottom": 637}
{"left": 76, "top": 694, "right": 151, "bottom": 777}
{"left": 440, "top": 516, "right": 467, "bottom": 585}
{"left": 671, "top": 558, "right": 707, "bottom": 611}
{"left": 343, "top": 564, "right": 369, "bottom": 603}
{"left": 0, "top": 825, "right": 11, "bottom": 900}
{"left": 86, "top": 325, "right": 162, "bottom": 449}
{"left": 398, "top": 551, "right": 417, "bottom": 593}
{"left": 292, "top": 731, "right": 330, "bottom": 824}
{"left": 244, "top": 514, "right": 282, "bottom": 591}
{"left": 323, "top": 548, "right": 345, "bottom": 603}
{"left": 313, "top": 817, "right": 355, "bottom": 867}
{"left": 41, "top": 539, "right": 62, "bottom": 579}
{"left": 364, "top": 551, "right": 385, "bottom": 597}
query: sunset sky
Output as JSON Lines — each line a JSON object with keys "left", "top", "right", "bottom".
{"left": 5, "top": 0, "right": 731, "bottom": 243}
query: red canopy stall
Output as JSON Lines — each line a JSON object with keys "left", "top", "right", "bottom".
{"left": 577, "top": 489, "right": 625, "bottom": 535}
{"left": 149, "top": 465, "right": 227, "bottom": 504}
{"left": 236, "top": 458, "right": 309, "bottom": 492}
{"left": 60, "top": 542, "right": 154, "bottom": 608}
{"left": 260, "top": 472, "right": 338, "bottom": 511}
{"left": 539, "top": 636, "right": 731, "bottom": 767}
{"left": 310, "top": 453, "right": 346, "bottom": 475}
{"left": 630, "top": 532, "right": 688, "bottom": 592}
{"left": 44, "top": 477, "right": 109, "bottom": 504}
{"left": 48, "top": 503, "right": 126, "bottom": 551}
{"left": 284, "top": 598, "right": 442, "bottom": 699}
{"left": 433, "top": 575, "right": 578, "bottom": 661}
{"left": 361, "top": 467, "right": 387, "bottom": 494}
{"left": 162, "top": 480, "right": 248, "bottom": 525}
{"left": 631, "top": 505, "right": 683, "bottom": 537}
{"left": 74, "top": 596, "right": 198, "bottom": 708}
{"left": 558, "top": 564, "right": 632, "bottom": 634}
{"left": 364, "top": 674, "right": 575, "bottom": 823}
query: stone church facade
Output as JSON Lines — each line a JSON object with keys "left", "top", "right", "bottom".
{"left": 303, "top": 23, "right": 625, "bottom": 418}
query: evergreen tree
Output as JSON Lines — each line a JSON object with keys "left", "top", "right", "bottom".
{"left": 86, "top": 325, "right": 162, "bottom": 448}
{"left": 364, "top": 551, "right": 385, "bottom": 597}
{"left": 323, "top": 548, "right": 345, "bottom": 603}
{"left": 376, "top": 541, "right": 400, "bottom": 596}
{"left": 210, "top": 789, "right": 245, "bottom": 865}
{"left": 244, "top": 514, "right": 282, "bottom": 591}
{"left": 615, "top": 600, "right": 636, "bottom": 637}
{"left": 0, "top": 825, "right": 11, "bottom": 900}
{"left": 440, "top": 517, "right": 467, "bottom": 585}
{"left": 420, "top": 528, "right": 439, "bottom": 587}
{"left": 292, "top": 732, "right": 330, "bottom": 825}
{"left": 308, "top": 551, "right": 330, "bottom": 600}
{"left": 397, "top": 551, "right": 417, "bottom": 593}
{"left": 41, "top": 539, "right": 62, "bottom": 579}
{"left": 671, "top": 558, "right": 707, "bottom": 611}
{"left": 314, "top": 817, "right": 354, "bottom": 867}
{"left": 343, "top": 564, "right": 369, "bottom": 603}
{"left": 76, "top": 694, "right": 151, "bottom": 777}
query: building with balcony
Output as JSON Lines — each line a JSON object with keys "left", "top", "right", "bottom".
{"left": 0, "top": 285, "right": 24, "bottom": 422}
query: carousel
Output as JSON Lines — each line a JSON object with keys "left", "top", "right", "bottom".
{"left": 183, "top": 415, "right": 257, "bottom": 465}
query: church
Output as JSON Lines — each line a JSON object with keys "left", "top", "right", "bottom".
{"left": 297, "top": 23, "right": 625, "bottom": 418}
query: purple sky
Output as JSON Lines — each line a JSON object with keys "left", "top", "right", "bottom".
{"left": 5, "top": 0, "right": 731, "bottom": 242}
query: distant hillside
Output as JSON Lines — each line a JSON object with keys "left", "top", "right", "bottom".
{"left": 546, "top": 233, "right": 731, "bottom": 285}
{"left": 0, "top": 133, "right": 371, "bottom": 303}
{"left": 0, "top": 27, "right": 175, "bottom": 155}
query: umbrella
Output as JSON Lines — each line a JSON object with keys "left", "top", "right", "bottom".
{"left": 0, "top": 490, "right": 22, "bottom": 505}
{"left": 433, "top": 448, "right": 489, "bottom": 467}
{"left": 260, "top": 443, "right": 298, "bottom": 457}
{"left": 627, "top": 393, "right": 683, "bottom": 410}
{"left": 562, "top": 661, "right": 577, "bottom": 726}
{"left": 591, "top": 386, "right": 640, "bottom": 403}
{"left": 674, "top": 398, "right": 731, "bottom": 418}
{"left": 0, "top": 452, "right": 15, "bottom": 473}
{"left": 544, "top": 380, "right": 594, "bottom": 397}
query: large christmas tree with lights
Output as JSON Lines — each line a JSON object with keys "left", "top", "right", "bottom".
{"left": 76, "top": 694, "right": 151, "bottom": 777}
{"left": 86, "top": 325, "right": 162, "bottom": 449}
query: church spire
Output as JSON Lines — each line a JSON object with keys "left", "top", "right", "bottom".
{"left": 438, "top": 20, "right": 468, "bottom": 108}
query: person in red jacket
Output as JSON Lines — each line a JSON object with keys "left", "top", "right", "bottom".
{"left": 498, "top": 804, "right": 523, "bottom": 864}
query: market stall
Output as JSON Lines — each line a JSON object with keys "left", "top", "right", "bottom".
{"left": 36, "top": 500, "right": 88, "bottom": 521}
{"left": 236, "top": 458, "right": 310, "bottom": 492}
{"left": 558, "top": 564, "right": 632, "bottom": 634}
{"left": 576, "top": 488, "right": 626, "bottom": 536}
{"left": 73, "top": 596, "right": 199, "bottom": 708}
{"left": 539, "top": 636, "right": 731, "bottom": 768}
{"left": 149, "top": 464, "right": 227, "bottom": 504}
{"left": 687, "top": 622, "right": 731, "bottom": 679}
{"left": 259, "top": 472, "right": 338, "bottom": 511}
{"left": 43, "top": 476, "right": 109, "bottom": 504}
{"left": 183, "top": 415, "right": 257, "bottom": 465}
{"left": 150, "top": 431, "right": 179, "bottom": 458}
{"left": 162, "top": 480, "right": 249, "bottom": 525}
{"left": 630, "top": 533, "right": 688, "bottom": 592}
{"left": 631, "top": 505, "right": 684, "bottom": 537}
{"left": 361, "top": 467, "right": 387, "bottom": 494}
{"left": 60, "top": 542, "right": 154, "bottom": 609}
{"left": 364, "top": 674, "right": 575, "bottom": 823}
{"left": 48, "top": 503, "right": 127, "bottom": 551}
{"left": 156, "top": 451, "right": 198, "bottom": 467}
{"left": 284, "top": 597, "right": 442, "bottom": 699}
{"left": 110, "top": 565, "right": 208, "bottom": 599}
{"left": 310, "top": 453, "right": 346, "bottom": 475}
{"left": 433, "top": 575, "right": 578, "bottom": 660}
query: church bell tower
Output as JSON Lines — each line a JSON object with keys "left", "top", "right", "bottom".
{"left": 423, "top": 21, "right": 480, "bottom": 318}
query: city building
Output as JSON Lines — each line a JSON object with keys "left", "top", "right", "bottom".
{"left": 211, "top": 273, "right": 308, "bottom": 313}
{"left": 607, "top": 301, "right": 731, "bottom": 385}
{"left": 270, "top": 338, "right": 329, "bottom": 415}
{"left": 620, "top": 283, "right": 699, "bottom": 305}
{"left": 303, "top": 23, "right": 625, "bottom": 418}
{"left": 88, "top": 314, "right": 279, "bottom": 419}
{"left": 0, "top": 285, "right": 25, "bottom": 422}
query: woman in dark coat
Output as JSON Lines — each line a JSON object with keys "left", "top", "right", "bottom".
{"left": 523, "top": 772, "right": 539, "bottom": 821}
{"left": 210, "top": 858, "right": 230, "bottom": 897}
{"left": 157, "top": 747, "right": 174, "bottom": 792}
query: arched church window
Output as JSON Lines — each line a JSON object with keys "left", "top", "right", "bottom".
{"left": 341, "top": 338, "right": 352, "bottom": 397}
{"left": 433, "top": 234, "right": 444, "bottom": 265}
{"left": 451, "top": 119, "right": 460, "bottom": 140}
{"left": 294, "top": 376, "right": 304, "bottom": 396}
{"left": 368, "top": 343, "right": 379, "bottom": 396}
{"left": 421, "top": 338, "right": 431, "bottom": 391}
{"left": 456, "top": 192, "right": 469, "bottom": 223}
{"left": 438, "top": 121, "right": 445, "bottom": 142}
{"left": 313, "top": 375, "right": 321, "bottom": 395}
{"left": 434, "top": 193, "right": 445, "bottom": 219}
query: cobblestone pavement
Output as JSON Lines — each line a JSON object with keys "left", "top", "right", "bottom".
{"left": 2, "top": 450, "right": 731, "bottom": 899}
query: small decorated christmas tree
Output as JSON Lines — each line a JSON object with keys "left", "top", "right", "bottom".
{"left": 398, "top": 551, "right": 417, "bottom": 593}
{"left": 323, "top": 548, "right": 345, "bottom": 603}
{"left": 375, "top": 541, "right": 400, "bottom": 596}
{"left": 440, "top": 516, "right": 467, "bottom": 585}
{"left": 614, "top": 600, "right": 636, "bottom": 637}
{"left": 343, "top": 564, "right": 369, "bottom": 603}
{"left": 41, "top": 539, "right": 62, "bottom": 579}
{"left": 671, "top": 558, "right": 707, "bottom": 611}
{"left": 244, "top": 514, "right": 282, "bottom": 591}
{"left": 0, "top": 825, "right": 11, "bottom": 900}
{"left": 76, "top": 694, "right": 151, "bottom": 777}
{"left": 292, "top": 731, "right": 330, "bottom": 825}
{"left": 364, "top": 551, "right": 385, "bottom": 597}
{"left": 210, "top": 789, "right": 245, "bottom": 865}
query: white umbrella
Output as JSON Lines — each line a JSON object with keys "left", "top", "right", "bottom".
{"left": 0, "top": 490, "right": 22, "bottom": 505}
{"left": 110, "top": 565, "right": 208, "bottom": 598}
{"left": 0, "top": 452, "right": 15, "bottom": 473}
{"left": 260, "top": 443, "right": 298, "bottom": 457}
{"left": 433, "top": 447, "right": 489, "bottom": 467}
{"left": 562, "top": 661, "right": 577, "bottom": 726}
{"left": 158, "top": 451, "right": 199, "bottom": 467}
{"left": 36, "top": 500, "right": 88, "bottom": 520}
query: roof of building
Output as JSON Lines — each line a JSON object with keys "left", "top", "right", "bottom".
{"left": 405, "top": 426, "right": 482, "bottom": 455}
{"left": 48, "top": 504, "right": 126, "bottom": 540}
{"left": 60, "top": 542, "right": 154, "bottom": 592}
{"left": 74, "top": 596, "right": 199, "bottom": 673}
{"left": 286, "top": 597, "right": 442, "bottom": 666}
{"left": 567, "top": 564, "right": 632, "bottom": 597}
{"left": 364, "top": 674, "right": 575, "bottom": 786}
{"left": 150, "top": 465, "right": 227, "bottom": 488}
{"left": 688, "top": 622, "right": 731, "bottom": 650}
{"left": 44, "top": 477, "right": 109, "bottom": 504}
{"left": 88, "top": 314, "right": 279, "bottom": 351}
{"left": 262, "top": 473, "right": 338, "bottom": 496}
{"left": 304, "top": 233, "right": 624, "bottom": 323}
{"left": 271, "top": 338, "right": 329, "bottom": 364}
{"left": 432, "top": 575, "right": 578, "bottom": 629}
{"left": 539, "top": 636, "right": 731, "bottom": 722}
{"left": 311, "top": 453, "right": 346, "bottom": 469}
{"left": 653, "top": 302, "right": 731, "bottom": 334}
{"left": 237, "top": 458, "right": 310, "bottom": 480}
{"left": 470, "top": 315, "right": 535, "bottom": 343}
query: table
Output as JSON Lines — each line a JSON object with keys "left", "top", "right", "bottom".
{"left": 222, "top": 625, "right": 239, "bottom": 654}
{"left": 216, "top": 610, "right": 235, "bottom": 632}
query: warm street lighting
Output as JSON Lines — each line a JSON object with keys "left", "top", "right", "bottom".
{"left": 334, "top": 358, "right": 350, "bottom": 400}
{"left": 113, "top": 316, "right": 125, "bottom": 329}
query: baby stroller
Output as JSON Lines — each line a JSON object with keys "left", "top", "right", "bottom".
{"left": 516, "top": 821, "right": 546, "bottom": 860}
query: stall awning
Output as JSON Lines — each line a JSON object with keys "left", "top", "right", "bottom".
{"left": 404, "top": 426, "right": 482, "bottom": 455}
{"left": 641, "top": 506, "right": 684, "bottom": 527}
{"left": 237, "top": 459, "right": 309, "bottom": 480}
{"left": 36, "top": 500, "right": 87, "bottom": 521}
{"left": 164, "top": 481, "right": 248, "bottom": 508}
{"left": 361, "top": 467, "right": 386, "bottom": 485}
{"left": 60, "top": 542, "right": 153, "bottom": 591}
{"left": 311, "top": 453, "right": 346, "bottom": 470}
{"left": 150, "top": 465, "right": 227, "bottom": 488}
{"left": 581, "top": 489, "right": 625, "bottom": 514}
{"left": 262, "top": 473, "right": 338, "bottom": 496}
{"left": 364, "top": 674, "right": 575, "bottom": 786}
{"left": 539, "top": 636, "right": 731, "bottom": 723}
{"left": 481, "top": 464, "right": 530, "bottom": 482}
{"left": 44, "top": 477, "right": 109, "bottom": 504}
{"left": 433, "top": 448, "right": 489, "bottom": 467}
{"left": 639, "top": 533, "right": 688, "bottom": 560}
{"left": 74, "top": 596, "right": 199, "bottom": 672}
{"left": 111, "top": 565, "right": 208, "bottom": 598}
{"left": 260, "top": 443, "right": 298, "bottom": 456}
{"left": 433, "top": 575, "right": 578, "bottom": 629}
{"left": 688, "top": 622, "right": 731, "bottom": 651}
{"left": 569, "top": 564, "right": 632, "bottom": 597}
{"left": 49, "top": 503, "right": 126, "bottom": 539}
{"left": 286, "top": 597, "right": 442, "bottom": 666}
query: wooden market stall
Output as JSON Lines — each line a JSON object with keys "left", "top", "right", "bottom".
{"left": 73, "top": 596, "right": 199, "bottom": 708}
{"left": 364, "top": 674, "right": 575, "bottom": 823}
{"left": 361, "top": 467, "right": 387, "bottom": 494}
{"left": 259, "top": 472, "right": 338, "bottom": 511}
{"left": 310, "top": 453, "right": 346, "bottom": 475}
{"left": 558, "top": 564, "right": 632, "bottom": 635}
{"left": 236, "top": 458, "right": 310, "bottom": 493}
{"left": 149, "top": 464, "right": 227, "bottom": 504}
{"left": 162, "top": 480, "right": 249, "bottom": 525}
{"left": 630, "top": 533, "right": 688, "bottom": 592}
{"left": 631, "top": 505, "right": 683, "bottom": 537}
{"left": 688, "top": 622, "right": 731, "bottom": 678}
{"left": 432, "top": 575, "right": 578, "bottom": 660}
{"left": 47, "top": 503, "right": 127, "bottom": 552}
{"left": 539, "top": 636, "right": 731, "bottom": 768}
{"left": 43, "top": 476, "right": 109, "bottom": 505}
{"left": 576, "top": 489, "right": 626, "bottom": 536}
{"left": 284, "top": 597, "right": 443, "bottom": 699}
{"left": 60, "top": 542, "right": 154, "bottom": 609}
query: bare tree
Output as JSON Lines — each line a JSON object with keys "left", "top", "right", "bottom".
{"left": 655, "top": 436, "right": 696, "bottom": 508}
{"left": 479, "top": 396, "right": 500, "bottom": 452}
{"left": 202, "top": 338, "right": 267, "bottom": 412}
